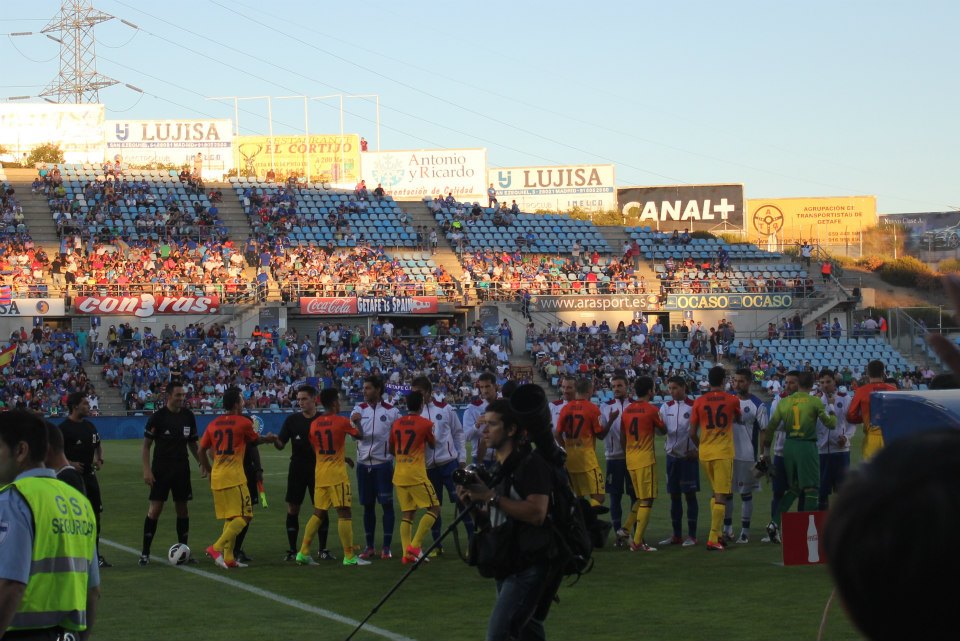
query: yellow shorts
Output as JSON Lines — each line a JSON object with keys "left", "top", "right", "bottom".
{"left": 212, "top": 484, "right": 253, "bottom": 520}
{"left": 569, "top": 468, "right": 604, "bottom": 498}
{"left": 701, "top": 458, "right": 733, "bottom": 496}
{"left": 396, "top": 482, "right": 439, "bottom": 512}
{"left": 628, "top": 464, "right": 658, "bottom": 500}
{"left": 863, "top": 431, "right": 884, "bottom": 460}
{"left": 314, "top": 483, "right": 352, "bottom": 511}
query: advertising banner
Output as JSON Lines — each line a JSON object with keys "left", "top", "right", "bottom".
{"left": 73, "top": 294, "right": 222, "bottom": 317}
{"left": 234, "top": 134, "right": 360, "bottom": 184}
{"left": 0, "top": 103, "right": 104, "bottom": 163}
{"left": 361, "top": 148, "right": 486, "bottom": 200}
{"left": 781, "top": 512, "right": 826, "bottom": 566}
{"left": 0, "top": 298, "right": 66, "bottom": 317}
{"left": 105, "top": 119, "right": 233, "bottom": 180}
{"left": 618, "top": 184, "right": 745, "bottom": 232}
{"left": 880, "top": 211, "right": 960, "bottom": 251}
{"left": 299, "top": 296, "right": 439, "bottom": 315}
{"left": 747, "top": 196, "right": 877, "bottom": 249}
{"left": 488, "top": 164, "right": 616, "bottom": 212}
{"left": 664, "top": 293, "right": 793, "bottom": 310}
{"left": 528, "top": 294, "right": 660, "bottom": 313}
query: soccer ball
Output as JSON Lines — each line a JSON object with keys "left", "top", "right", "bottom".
{"left": 251, "top": 415, "right": 265, "bottom": 435}
{"left": 168, "top": 543, "right": 191, "bottom": 566}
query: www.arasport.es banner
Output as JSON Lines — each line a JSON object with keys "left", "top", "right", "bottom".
{"left": 234, "top": 134, "right": 360, "bottom": 183}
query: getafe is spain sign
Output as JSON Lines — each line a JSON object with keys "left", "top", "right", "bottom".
{"left": 299, "top": 296, "right": 439, "bottom": 315}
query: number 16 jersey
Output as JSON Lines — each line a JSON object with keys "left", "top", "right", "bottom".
{"left": 309, "top": 414, "right": 360, "bottom": 487}
{"left": 691, "top": 391, "right": 741, "bottom": 461}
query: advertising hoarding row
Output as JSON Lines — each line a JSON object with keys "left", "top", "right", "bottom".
{"left": 235, "top": 134, "right": 360, "bottom": 185}
{"left": 105, "top": 119, "right": 233, "bottom": 181}
{"left": 0, "top": 104, "right": 104, "bottom": 163}
{"left": 746, "top": 196, "right": 877, "bottom": 249}
{"left": 488, "top": 164, "right": 616, "bottom": 212}
{"left": 526, "top": 293, "right": 792, "bottom": 313}
{"left": 361, "top": 149, "right": 486, "bottom": 200}
{"left": 618, "top": 184, "right": 745, "bottom": 233}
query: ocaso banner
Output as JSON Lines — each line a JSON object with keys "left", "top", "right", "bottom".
{"left": 299, "top": 296, "right": 439, "bottom": 315}
{"left": 664, "top": 293, "right": 793, "bottom": 310}
{"left": 73, "top": 295, "right": 222, "bottom": 317}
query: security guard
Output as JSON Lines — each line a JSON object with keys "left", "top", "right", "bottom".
{"left": 0, "top": 410, "right": 100, "bottom": 641}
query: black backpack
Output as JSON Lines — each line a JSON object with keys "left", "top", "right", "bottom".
{"left": 537, "top": 451, "right": 609, "bottom": 582}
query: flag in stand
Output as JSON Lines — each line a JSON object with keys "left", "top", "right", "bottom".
{"left": 0, "top": 344, "right": 15, "bottom": 368}
{"left": 0, "top": 285, "right": 11, "bottom": 306}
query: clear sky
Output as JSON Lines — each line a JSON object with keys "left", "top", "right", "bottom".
{"left": 1, "top": 0, "right": 956, "bottom": 213}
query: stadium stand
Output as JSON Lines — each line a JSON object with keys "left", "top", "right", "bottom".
{"left": 37, "top": 164, "right": 228, "bottom": 243}
{"left": 0, "top": 326, "right": 94, "bottom": 415}
{"left": 625, "top": 226, "right": 782, "bottom": 262}
{"left": 429, "top": 196, "right": 612, "bottom": 254}
{"left": 233, "top": 179, "right": 418, "bottom": 248}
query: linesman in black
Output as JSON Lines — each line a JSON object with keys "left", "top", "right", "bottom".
{"left": 139, "top": 381, "right": 203, "bottom": 566}
{"left": 45, "top": 420, "right": 86, "bottom": 494}
{"left": 60, "top": 391, "right": 111, "bottom": 567}
{"left": 274, "top": 385, "right": 332, "bottom": 561}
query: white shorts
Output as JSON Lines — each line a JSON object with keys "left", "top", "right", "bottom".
{"left": 733, "top": 460, "right": 759, "bottom": 494}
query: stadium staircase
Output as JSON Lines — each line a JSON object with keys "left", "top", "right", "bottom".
{"left": 209, "top": 182, "right": 256, "bottom": 247}
{"left": 593, "top": 223, "right": 631, "bottom": 257}
{"left": 396, "top": 198, "right": 466, "bottom": 282}
{"left": 5, "top": 167, "right": 60, "bottom": 249}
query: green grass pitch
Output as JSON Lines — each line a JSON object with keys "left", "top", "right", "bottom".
{"left": 92, "top": 438, "right": 862, "bottom": 641}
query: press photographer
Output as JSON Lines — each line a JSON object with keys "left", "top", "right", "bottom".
{"left": 456, "top": 398, "right": 561, "bottom": 641}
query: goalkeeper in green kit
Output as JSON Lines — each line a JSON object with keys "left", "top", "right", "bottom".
{"left": 760, "top": 371, "right": 836, "bottom": 542}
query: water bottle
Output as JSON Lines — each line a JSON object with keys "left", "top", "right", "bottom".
{"left": 806, "top": 514, "right": 820, "bottom": 563}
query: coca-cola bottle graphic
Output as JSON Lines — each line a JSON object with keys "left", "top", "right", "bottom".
{"left": 806, "top": 514, "right": 820, "bottom": 563}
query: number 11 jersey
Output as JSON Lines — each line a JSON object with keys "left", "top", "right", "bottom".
{"left": 310, "top": 414, "right": 360, "bottom": 487}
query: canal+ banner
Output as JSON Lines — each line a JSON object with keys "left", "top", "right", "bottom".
{"left": 488, "top": 164, "right": 616, "bottom": 212}
{"left": 619, "top": 184, "right": 745, "bottom": 232}
{"left": 106, "top": 119, "right": 234, "bottom": 180}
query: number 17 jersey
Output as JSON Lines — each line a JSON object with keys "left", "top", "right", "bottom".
{"left": 309, "top": 414, "right": 359, "bottom": 487}
{"left": 390, "top": 415, "right": 435, "bottom": 486}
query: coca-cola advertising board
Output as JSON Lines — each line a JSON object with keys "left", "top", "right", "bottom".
{"left": 299, "top": 296, "right": 439, "bottom": 315}
{"left": 781, "top": 511, "right": 826, "bottom": 566}
{"left": 73, "top": 294, "right": 222, "bottom": 317}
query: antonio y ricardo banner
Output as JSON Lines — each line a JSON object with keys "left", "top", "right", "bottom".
{"left": 105, "top": 119, "right": 233, "bottom": 180}
{"left": 747, "top": 196, "right": 877, "bottom": 249}
{"left": 618, "top": 184, "right": 745, "bottom": 232}
{"left": 361, "top": 148, "right": 486, "bottom": 200}
{"left": 0, "top": 103, "right": 104, "bottom": 163}
{"left": 234, "top": 134, "right": 360, "bottom": 184}
{"left": 299, "top": 296, "right": 439, "bottom": 315}
{"left": 488, "top": 164, "right": 616, "bottom": 212}
{"left": 73, "top": 294, "right": 222, "bottom": 317}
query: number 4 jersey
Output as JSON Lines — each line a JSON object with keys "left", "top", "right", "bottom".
{"left": 199, "top": 415, "right": 260, "bottom": 490}
{"left": 691, "top": 391, "right": 742, "bottom": 461}
{"left": 309, "top": 414, "right": 360, "bottom": 487}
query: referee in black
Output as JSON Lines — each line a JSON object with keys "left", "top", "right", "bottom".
{"left": 274, "top": 384, "right": 332, "bottom": 561}
{"left": 60, "top": 392, "right": 111, "bottom": 567}
{"left": 139, "top": 380, "right": 202, "bottom": 566}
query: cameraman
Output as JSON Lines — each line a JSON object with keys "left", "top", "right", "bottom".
{"left": 456, "top": 399, "right": 559, "bottom": 641}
